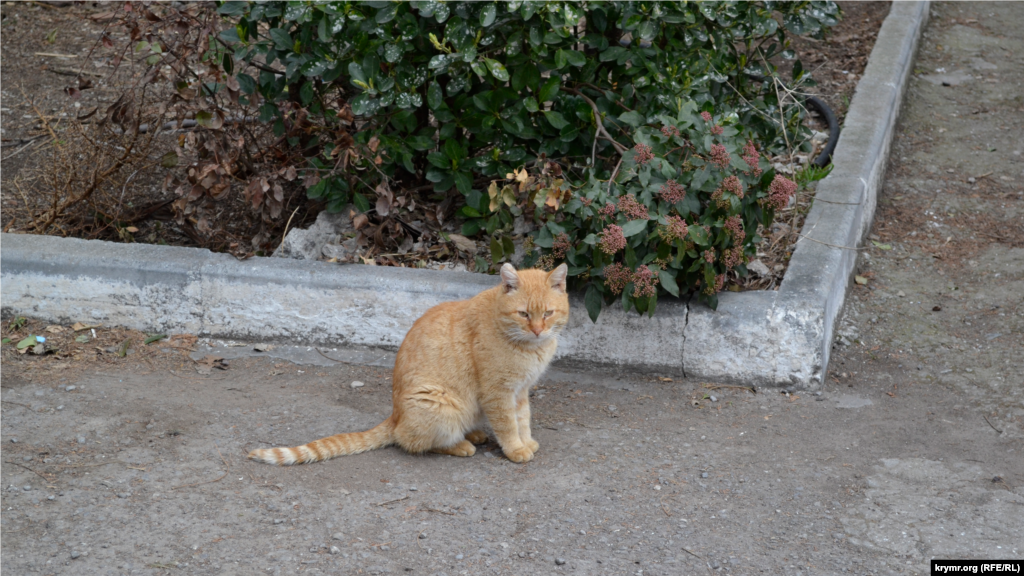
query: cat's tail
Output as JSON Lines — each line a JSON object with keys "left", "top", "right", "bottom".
{"left": 247, "top": 417, "right": 395, "bottom": 465}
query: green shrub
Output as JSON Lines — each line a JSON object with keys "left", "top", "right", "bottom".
{"left": 489, "top": 102, "right": 797, "bottom": 318}
{"left": 214, "top": 0, "right": 837, "bottom": 218}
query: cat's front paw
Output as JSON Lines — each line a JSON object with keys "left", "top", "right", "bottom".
{"left": 503, "top": 445, "right": 534, "bottom": 463}
{"left": 523, "top": 439, "right": 540, "bottom": 454}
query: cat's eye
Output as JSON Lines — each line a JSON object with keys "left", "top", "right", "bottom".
{"left": 543, "top": 310, "right": 553, "bottom": 318}
{"left": 518, "top": 311, "right": 529, "bottom": 318}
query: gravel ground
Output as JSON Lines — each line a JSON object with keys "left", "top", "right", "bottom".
{"left": 2, "top": 3, "right": 1023, "bottom": 576}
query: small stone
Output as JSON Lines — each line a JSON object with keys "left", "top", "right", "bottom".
{"left": 23, "top": 485, "right": 32, "bottom": 491}
{"left": 65, "top": 385, "right": 76, "bottom": 392}
{"left": 23, "top": 456, "right": 32, "bottom": 462}
{"left": 897, "top": 290, "right": 906, "bottom": 297}
{"left": 70, "top": 551, "right": 81, "bottom": 560}
{"left": 456, "top": 554, "right": 464, "bottom": 560}
{"left": 9, "top": 438, "right": 16, "bottom": 443}
{"left": 555, "top": 558, "right": 567, "bottom": 565}
{"left": 77, "top": 436, "right": 87, "bottom": 444}
{"left": 409, "top": 487, "right": 417, "bottom": 491}
{"left": 253, "top": 343, "right": 275, "bottom": 352}
{"left": 418, "top": 533, "right": 427, "bottom": 539}
{"left": 579, "top": 530, "right": 586, "bottom": 535}
{"left": 607, "top": 405, "right": 616, "bottom": 412}
{"left": 47, "top": 495, "right": 55, "bottom": 501}
{"left": 518, "top": 552, "right": 527, "bottom": 558}
{"left": 701, "top": 472, "right": 709, "bottom": 479}
{"left": 330, "top": 546, "right": 341, "bottom": 555}
{"left": 57, "top": 405, "right": 64, "bottom": 410}
{"left": 709, "top": 395, "right": 717, "bottom": 402}
{"left": 117, "top": 492, "right": 130, "bottom": 499}
{"left": 332, "top": 532, "right": 345, "bottom": 541}
{"left": 968, "top": 177, "right": 976, "bottom": 184}
{"left": 273, "top": 519, "right": 285, "bottom": 525}
{"left": 350, "top": 381, "right": 365, "bottom": 389}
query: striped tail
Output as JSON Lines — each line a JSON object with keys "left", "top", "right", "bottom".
{"left": 247, "top": 418, "right": 395, "bottom": 465}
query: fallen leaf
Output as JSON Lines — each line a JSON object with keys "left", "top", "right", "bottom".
{"left": 44, "top": 325, "right": 65, "bottom": 334}
{"left": 75, "top": 334, "right": 90, "bottom": 343}
{"left": 16, "top": 335, "right": 40, "bottom": 350}
{"left": 447, "top": 233, "right": 477, "bottom": 255}
{"left": 353, "top": 214, "right": 369, "bottom": 230}
{"left": 195, "top": 355, "right": 228, "bottom": 375}
{"left": 116, "top": 338, "right": 131, "bottom": 357}
{"left": 144, "top": 334, "right": 167, "bottom": 345}
{"left": 254, "top": 343, "right": 275, "bottom": 352}
{"left": 72, "top": 322, "right": 100, "bottom": 332}
{"left": 360, "top": 255, "right": 377, "bottom": 266}
{"left": 871, "top": 240, "right": 892, "bottom": 250}
{"left": 126, "top": 226, "right": 139, "bottom": 233}
{"left": 855, "top": 275, "right": 868, "bottom": 285}
{"left": 659, "top": 377, "right": 673, "bottom": 382}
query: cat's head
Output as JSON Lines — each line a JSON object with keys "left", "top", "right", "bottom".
{"left": 495, "top": 263, "right": 570, "bottom": 346}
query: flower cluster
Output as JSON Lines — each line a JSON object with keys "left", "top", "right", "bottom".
{"left": 724, "top": 215, "right": 744, "bottom": 239}
{"left": 742, "top": 140, "right": 761, "bottom": 176}
{"left": 722, "top": 246, "right": 743, "bottom": 269}
{"left": 660, "top": 125, "right": 680, "bottom": 138}
{"left": 598, "top": 201, "right": 616, "bottom": 217}
{"left": 765, "top": 174, "right": 798, "bottom": 210}
{"left": 660, "top": 215, "right": 689, "bottom": 242}
{"left": 553, "top": 233, "right": 571, "bottom": 259}
{"left": 700, "top": 111, "right": 713, "bottom": 123}
{"left": 703, "top": 249, "right": 716, "bottom": 264}
{"left": 722, "top": 175, "right": 744, "bottom": 199}
{"left": 709, "top": 124, "right": 724, "bottom": 136}
{"left": 631, "top": 266, "right": 659, "bottom": 298}
{"left": 710, "top": 188, "right": 730, "bottom": 210}
{"left": 580, "top": 196, "right": 593, "bottom": 207}
{"left": 709, "top": 143, "right": 730, "bottom": 169}
{"left": 633, "top": 143, "right": 654, "bottom": 165}
{"left": 598, "top": 224, "right": 626, "bottom": 255}
{"left": 617, "top": 194, "right": 649, "bottom": 220}
{"left": 659, "top": 179, "right": 686, "bottom": 204}
{"left": 603, "top": 262, "right": 633, "bottom": 295}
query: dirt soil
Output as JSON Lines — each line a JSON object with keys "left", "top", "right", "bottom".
{"left": 2, "top": 3, "right": 1023, "bottom": 576}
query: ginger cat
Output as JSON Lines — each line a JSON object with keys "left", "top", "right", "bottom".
{"left": 248, "top": 263, "right": 569, "bottom": 465}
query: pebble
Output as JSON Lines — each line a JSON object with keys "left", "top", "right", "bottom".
{"left": 456, "top": 554, "right": 464, "bottom": 560}
{"left": 117, "top": 492, "right": 130, "bottom": 499}
{"left": 70, "top": 551, "right": 81, "bottom": 560}
{"left": 23, "top": 485, "right": 32, "bottom": 491}
{"left": 331, "top": 532, "right": 345, "bottom": 541}
{"left": 47, "top": 495, "right": 55, "bottom": 501}
{"left": 709, "top": 395, "right": 718, "bottom": 402}
{"left": 350, "top": 381, "right": 365, "bottom": 389}
{"left": 579, "top": 530, "right": 586, "bottom": 535}
{"left": 330, "top": 546, "right": 341, "bottom": 555}
{"left": 77, "top": 436, "right": 87, "bottom": 444}
{"left": 10, "top": 438, "right": 17, "bottom": 443}
{"left": 65, "top": 385, "right": 76, "bottom": 392}
{"left": 418, "top": 533, "right": 427, "bottom": 539}
{"left": 701, "top": 472, "right": 709, "bottom": 479}
{"left": 409, "top": 487, "right": 417, "bottom": 491}
{"left": 57, "top": 405, "right": 64, "bottom": 410}
{"left": 555, "top": 558, "right": 567, "bottom": 565}
{"left": 273, "top": 519, "right": 285, "bottom": 525}
{"left": 23, "top": 456, "right": 32, "bottom": 462}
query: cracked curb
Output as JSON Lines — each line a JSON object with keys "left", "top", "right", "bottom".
{"left": 0, "top": 3, "right": 928, "bottom": 387}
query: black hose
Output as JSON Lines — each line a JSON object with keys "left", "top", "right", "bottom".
{"left": 804, "top": 95, "right": 839, "bottom": 167}
{"left": 744, "top": 74, "right": 839, "bottom": 167}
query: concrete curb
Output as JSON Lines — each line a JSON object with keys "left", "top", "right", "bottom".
{"left": 0, "top": 2, "right": 928, "bottom": 386}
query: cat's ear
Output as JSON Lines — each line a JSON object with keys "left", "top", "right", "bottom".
{"left": 499, "top": 263, "right": 520, "bottom": 294}
{"left": 548, "top": 263, "right": 568, "bottom": 293}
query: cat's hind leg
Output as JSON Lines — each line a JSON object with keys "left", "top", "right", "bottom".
{"left": 394, "top": 384, "right": 478, "bottom": 455}
{"left": 430, "top": 440, "right": 476, "bottom": 457}
{"left": 465, "top": 430, "right": 488, "bottom": 444}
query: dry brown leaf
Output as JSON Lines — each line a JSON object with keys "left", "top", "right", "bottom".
{"left": 71, "top": 322, "right": 100, "bottom": 332}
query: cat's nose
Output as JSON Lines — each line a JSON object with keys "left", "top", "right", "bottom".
{"left": 530, "top": 324, "right": 543, "bottom": 336}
